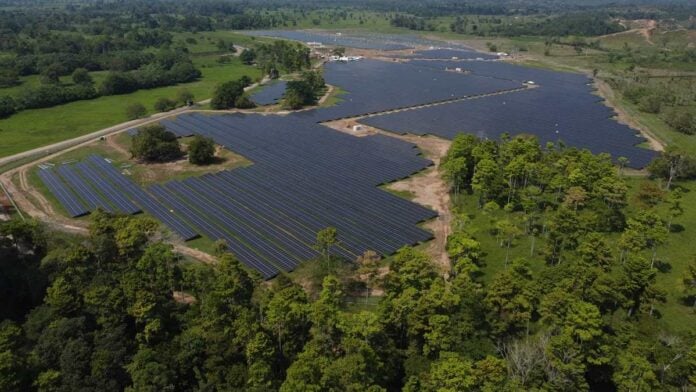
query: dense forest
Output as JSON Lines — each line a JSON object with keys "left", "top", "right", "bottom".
{"left": 2, "top": 136, "right": 695, "bottom": 391}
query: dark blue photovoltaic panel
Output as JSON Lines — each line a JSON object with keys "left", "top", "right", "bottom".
{"left": 291, "top": 59, "right": 523, "bottom": 122}
{"left": 86, "top": 156, "right": 199, "bottom": 240}
{"left": 74, "top": 162, "right": 141, "bottom": 215}
{"left": 398, "top": 48, "right": 498, "bottom": 60}
{"left": 251, "top": 80, "right": 287, "bottom": 105}
{"left": 37, "top": 169, "right": 90, "bottom": 217}
{"left": 56, "top": 164, "right": 115, "bottom": 213}
{"left": 354, "top": 59, "right": 656, "bottom": 168}
{"left": 158, "top": 112, "right": 435, "bottom": 277}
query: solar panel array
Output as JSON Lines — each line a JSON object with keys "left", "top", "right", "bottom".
{"left": 397, "top": 48, "right": 499, "bottom": 60}
{"left": 250, "top": 80, "right": 287, "bottom": 105}
{"left": 358, "top": 59, "right": 657, "bottom": 168}
{"left": 292, "top": 59, "right": 523, "bottom": 122}
{"left": 37, "top": 157, "right": 198, "bottom": 240}
{"left": 158, "top": 113, "right": 436, "bottom": 278}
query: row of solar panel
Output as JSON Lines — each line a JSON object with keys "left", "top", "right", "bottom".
{"left": 38, "top": 156, "right": 198, "bottom": 240}
{"left": 159, "top": 113, "right": 437, "bottom": 277}
{"left": 250, "top": 80, "right": 287, "bottom": 105}
{"left": 38, "top": 161, "right": 141, "bottom": 217}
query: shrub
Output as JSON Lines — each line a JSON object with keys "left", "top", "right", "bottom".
{"left": 177, "top": 89, "right": 195, "bottom": 106}
{"left": 154, "top": 97, "right": 177, "bottom": 112}
{"left": 0, "top": 95, "right": 16, "bottom": 118}
{"left": 125, "top": 103, "right": 147, "bottom": 120}
{"left": 663, "top": 107, "right": 695, "bottom": 135}
{"left": 638, "top": 94, "right": 661, "bottom": 114}
{"left": 188, "top": 135, "right": 216, "bottom": 165}
{"left": 71, "top": 68, "right": 93, "bottom": 85}
{"left": 234, "top": 95, "right": 255, "bottom": 109}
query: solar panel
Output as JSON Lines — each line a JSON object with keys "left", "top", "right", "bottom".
{"left": 37, "top": 168, "right": 90, "bottom": 218}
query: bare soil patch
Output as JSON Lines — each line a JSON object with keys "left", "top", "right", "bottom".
{"left": 324, "top": 118, "right": 453, "bottom": 271}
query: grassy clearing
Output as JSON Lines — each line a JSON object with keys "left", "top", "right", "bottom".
{"left": 0, "top": 57, "right": 261, "bottom": 158}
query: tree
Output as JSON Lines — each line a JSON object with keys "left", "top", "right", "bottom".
{"left": 210, "top": 78, "right": 246, "bottom": 109}
{"left": 484, "top": 260, "right": 536, "bottom": 337}
{"left": 683, "top": 259, "right": 696, "bottom": 309}
{"left": 613, "top": 352, "right": 659, "bottom": 392}
{"left": 153, "top": 97, "right": 176, "bottom": 112}
{"left": 314, "top": 227, "right": 338, "bottom": 268}
{"left": 234, "top": 94, "right": 256, "bottom": 109}
{"left": 421, "top": 352, "right": 477, "bottom": 392}
{"left": 125, "top": 102, "right": 147, "bottom": 120}
{"left": 176, "top": 89, "right": 194, "bottom": 105}
{"left": 356, "top": 250, "right": 381, "bottom": 301}
{"left": 129, "top": 123, "right": 181, "bottom": 162}
{"left": 0, "top": 95, "right": 16, "bottom": 118}
{"left": 71, "top": 68, "right": 93, "bottom": 85}
{"left": 331, "top": 47, "right": 346, "bottom": 56}
{"left": 125, "top": 347, "right": 175, "bottom": 392}
{"left": 40, "top": 63, "right": 63, "bottom": 84}
{"left": 187, "top": 135, "right": 216, "bottom": 165}
{"left": 240, "top": 49, "right": 256, "bottom": 65}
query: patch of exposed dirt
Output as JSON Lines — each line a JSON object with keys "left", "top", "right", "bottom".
{"left": 324, "top": 118, "right": 453, "bottom": 271}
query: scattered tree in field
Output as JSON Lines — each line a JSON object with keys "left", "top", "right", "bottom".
{"left": 153, "top": 97, "right": 177, "bottom": 112}
{"left": 125, "top": 102, "right": 147, "bottom": 120}
{"left": 176, "top": 89, "right": 194, "bottom": 105}
{"left": 129, "top": 123, "right": 181, "bottom": 162}
{"left": 210, "top": 78, "right": 248, "bottom": 109}
{"left": 240, "top": 48, "right": 256, "bottom": 65}
{"left": 187, "top": 135, "right": 215, "bottom": 165}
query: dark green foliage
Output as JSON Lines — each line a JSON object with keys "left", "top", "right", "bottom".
{"left": 254, "top": 41, "right": 310, "bottom": 74}
{"left": 187, "top": 135, "right": 216, "bottom": 165}
{"left": 153, "top": 97, "right": 177, "bottom": 112}
{"left": 71, "top": 68, "right": 93, "bottom": 86}
{"left": 281, "top": 71, "right": 324, "bottom": 110}
{"left": 210, "top": 77, "right": 249, "bottom": 110}
{"left": 663, "top": 107, "right": 696, "bottom": 135}
{"left": 129, "top": 123, "right": 181, "bottom": 162}
{"left": 125, "top": 102, "right": 147, "bottom": 120}
{"left": 240, "top": 48, "right": 256, "bottom": 65}
{"left": 0, "top": 95, "right": 16, "bottom": 118}
{"left": 234, "top": 94, "right": 256, "bottom": 109}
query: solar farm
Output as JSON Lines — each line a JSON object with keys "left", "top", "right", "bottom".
{"left": 250, "top": 80, "right": 288, "bottom": 106}
{"left": 36, "top": 33, "right": 658, "bottom": 278}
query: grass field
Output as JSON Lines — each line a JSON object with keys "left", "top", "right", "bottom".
{"left": 0, "top": 57, "right": 261, "bottom": 158}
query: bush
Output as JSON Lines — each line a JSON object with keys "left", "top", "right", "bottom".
{"left": 125, "top": 103, "right": 147, "bottom": 120}
{"left": 154, "top": 97, "right": 177, "bottom": 112}
{"left": 663, "top": 107, "right": 696, "bottom": 135}
{"left": 239, "top": 49, "right": 256, "bottom": 65}
{"left": 71, "top": 68, "right": 93, "bottom": 85}
{"left": 638, "top": 94, "right": 661, "bottom": 114}
{"left": 234, "top": 95, "right": 255, "bottom": 109}
{"left": 177, "top": 89, "right": 195, "bottom": 106}
{"left": 188, "top": 135, "right": 216, "bottom": 165}
{"left": 130, "top": 123, "right": 181, "bottom": 162}
{"left": 0, "top": 95, "right": 16, "bottom": 118}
